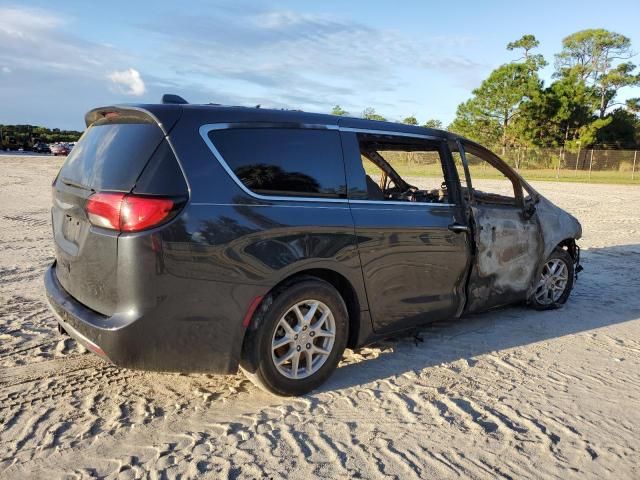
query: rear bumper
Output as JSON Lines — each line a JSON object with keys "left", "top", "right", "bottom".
{"left": 55, "top": 309, "right": 110, "bottom": 359}
{"left": 44, "top": 262, "right": 241, "bottom": 373}
{"left": 44, "top": 263, "right": 113, "bottom": 361}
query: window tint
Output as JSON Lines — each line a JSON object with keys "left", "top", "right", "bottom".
{"left": 209, "top": 129, "right": 346, "bottom": 198}
{"left": 132, "top": 139, "right": 188, "bottom": 197}
{"left": 58, "top": 123, "right": 164, "bottom": 191}
{"left": 356, "top": 134, "right": 449, "bottom": 203}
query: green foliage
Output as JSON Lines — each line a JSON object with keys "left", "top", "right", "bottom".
{"left": 507, "top": 34, "right": 547, "bottom": 71}
{"left": 450, "top": 62, "right": 542, "bottom": 151}
{"left": 449, "top": 98, "right": 503, "bottom": 146}
{"left": 566, "top": 117, "right": 612, "bottom": 151}
{"left": 595, "top": 108, "right": 639, "bottom": 147}
{"left": 452, "top": 28, "right": 640, "bottom": 154}
{"left": 626, "top": 98, "right": 640, "bottom": 114}
{"left": 402, "top": 116, "right": 418, "bottom": 125}
{"left": 507, "top": 34, "right": 540, "bottom": 55}
{"left": 555, "top": 29, "right": 632, "bottom": 81}
{"left": 0, "top": 124, "right": 82, "bottom": 149}
{"left": 514, "top": 73, "right": 598, "bottom": 148}
{"left": 554, "top": 29, "right": 639, "bottom": 118}
{"left": 423, "top": 119, "right": 443, "bottom": 129}
{"left": 361, "top": 107, "right": 386, "bottom": 121}
{"left": 450, "top": 34, "right": 546, "bottom": 151}
{"left": 331, "top": 105, "right": 348, "bottom": 116}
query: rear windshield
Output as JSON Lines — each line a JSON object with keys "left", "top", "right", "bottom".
{"left": 58, "top": 122, "right": 164, "bottom": 191}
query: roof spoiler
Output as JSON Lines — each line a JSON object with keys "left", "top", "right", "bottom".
{"left": 84, "top": 106, "right": 182, "bottom": 134}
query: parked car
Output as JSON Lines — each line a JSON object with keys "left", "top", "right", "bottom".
{"left": 50, "top": 143, "right": 70, "bottom": 156}
{"left": 44, "top": 98, "right": 582, "bottom": 396}
{"left": 32, "top": 142, "right": 50, "bottom": 153}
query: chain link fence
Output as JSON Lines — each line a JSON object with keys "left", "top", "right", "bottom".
{"left": 372, "top": 147, "right": 640, "bottom": 183}
{"left": 500, "top": 148, "right": 640, "bottom": 182}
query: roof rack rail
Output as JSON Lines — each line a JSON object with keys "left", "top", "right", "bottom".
{"left": 162, "top": 94, "right": 188, "bottom": 105}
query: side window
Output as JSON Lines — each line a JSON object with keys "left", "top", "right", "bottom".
{"left": 453, "top": 143, "right": 520, "bottom": 206}
{"left": 208, "top": 128, "right": 346, "bottom": 198}
{"left": 355, "top": 134, "right": 450, "bottom": 203}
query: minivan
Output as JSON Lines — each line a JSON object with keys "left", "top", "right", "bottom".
{"left": 45, "top": 97, "right": 582, "bottom": 396}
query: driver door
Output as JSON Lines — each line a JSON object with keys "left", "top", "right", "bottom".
{"left": 453, "top": 140, "right": 543, "bottom": 312}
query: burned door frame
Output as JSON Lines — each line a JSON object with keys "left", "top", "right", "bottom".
{"left": 455, "top": 140, "right": 544, "bottom": 312}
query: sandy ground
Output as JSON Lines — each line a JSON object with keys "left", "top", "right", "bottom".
{"left": 1, "top": 156, "right": 639, "bottom": 479}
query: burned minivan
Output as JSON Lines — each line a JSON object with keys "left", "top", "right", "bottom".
{"left": 44, "top": 97, "right": 582, "bottom": 395}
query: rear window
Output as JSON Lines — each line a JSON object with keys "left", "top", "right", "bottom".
{"left": 58, "top": 123, "right": 164, "bottom": 191}
{"left": 208, "top": 128, "right": 346, "bottom": 198}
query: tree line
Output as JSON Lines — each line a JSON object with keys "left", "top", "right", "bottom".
{"left": 0, "top": 124, "right": 82, "bottom": 150}
{"left": 332, "top": 29, "right": 640, "bottom": 154}
{"left": 330, "top": 104, "right": 443, "bottom": 129}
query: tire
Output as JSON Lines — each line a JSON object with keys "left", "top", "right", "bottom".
{"left": 240, "top": 278, "right": 348, "bottom": 396}
{"left": 530, "top": 249, "right": 575, "bottom": 310}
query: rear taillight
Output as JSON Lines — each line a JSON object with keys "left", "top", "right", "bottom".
{"left": 86, "top": 193, "right": 123, "bottom": 229}
{"left": 86, "top": 193, "right": 174, "bottom": 232}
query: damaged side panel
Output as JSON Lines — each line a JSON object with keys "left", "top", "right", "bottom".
{"left": 525, "top": 195, "right": 582, "bottom": 298}
{"left": 466, "top": 205, "right": 543, "bottom": 312}
{"left": 534, "top": 196, "right": 582, "bottom": 260}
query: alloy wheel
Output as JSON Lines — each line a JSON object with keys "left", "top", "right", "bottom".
{"left": 534, "top": 258, "right": 569, "bottom": 305}
{"left": 271, "top": 299, "right": 336, "bottom": 379}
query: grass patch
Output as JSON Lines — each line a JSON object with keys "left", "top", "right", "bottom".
{"left": 374, "top": 163, "right": 640, "bottom": 185}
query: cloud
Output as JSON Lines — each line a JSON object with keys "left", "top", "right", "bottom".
{"left": 0, "top": 5, "right": 149, "bottom": 128}
{"left": 0, "top": 6, "right": 63, "bottom": 37}
{"left": 0, "top": 3, "right": 486, "bottom": 127}
{"left": 421, "top": 57, "right": 484, "bottom": 72}
{"left": 137, "top": 5, "right": 484, "bottom": 110}
{"left": 0, "top": 6, "right": 128, "bottom": 76}
{"left": 108, "top": 68, "right": 146, "bottom": 96}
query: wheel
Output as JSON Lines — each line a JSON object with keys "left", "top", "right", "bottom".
{"left": 240, "top": 278, "right": 348, "bottom": 396}
{"left": 530, "top": 249, "right": 575, "bottom": 310}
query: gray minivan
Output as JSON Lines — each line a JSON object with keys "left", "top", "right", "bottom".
{"left": 44, "top": 98, "right": 582, "bottom": 395}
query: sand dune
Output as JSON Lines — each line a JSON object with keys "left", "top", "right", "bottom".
{"left": 1, "top": 156, "right": 639, "bottom": 479}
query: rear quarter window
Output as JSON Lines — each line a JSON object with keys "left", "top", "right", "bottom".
{"left": 58, "top": 123, "right": 164, "bottom": 191}
{"left": 207, "top": 128, "right": 346, "bottom": 198}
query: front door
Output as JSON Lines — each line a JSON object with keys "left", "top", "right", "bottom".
{"left": 454, "top": 140, "right": 543, "bottom": 312}
{"left": 341, "top": 129, "right": 471, "bottom": 333}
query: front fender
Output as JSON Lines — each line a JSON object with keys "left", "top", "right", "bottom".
{"left": 535, "top": 196, "right": 582, "bottom": 260}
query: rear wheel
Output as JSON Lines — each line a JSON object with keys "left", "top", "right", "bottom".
{"left": 530, "top": 249, "right": 575, "bottom": 310}
{"left": 240, "top": 279, "right": 348, "bottom": 396}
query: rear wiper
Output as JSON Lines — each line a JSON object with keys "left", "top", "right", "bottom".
{"left": 60, "top": 177, "right": 95, "bottom": 192}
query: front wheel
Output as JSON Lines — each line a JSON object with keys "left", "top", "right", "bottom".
{"left": 240, "top": 279, "right": 348, "bottom": 396}
{"left": 530, "top": 249, "right": 575, "bottom": 310}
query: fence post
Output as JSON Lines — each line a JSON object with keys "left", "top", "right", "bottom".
{"left": 633, "top": 150, "right": 637, "bottom": 181}
{"left": 574, "top": 143, "right": 581, "bottom": 176}
{"left": 556, "top": 147, "right": 562, "bottom": 179}
{"left": 588, "top": 149, "right": 594, "bottom": 182}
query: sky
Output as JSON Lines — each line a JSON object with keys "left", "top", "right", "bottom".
{"left": 1, "top": 0, "right": 640, "bottom": 131}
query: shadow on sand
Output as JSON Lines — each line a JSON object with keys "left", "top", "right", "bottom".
{"left": 321, "top": 243, "right": 640, "bottom": 393}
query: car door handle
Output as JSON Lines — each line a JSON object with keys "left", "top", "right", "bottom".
{"left": 448, "top": 223, "right": 470, "bottom": 234}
